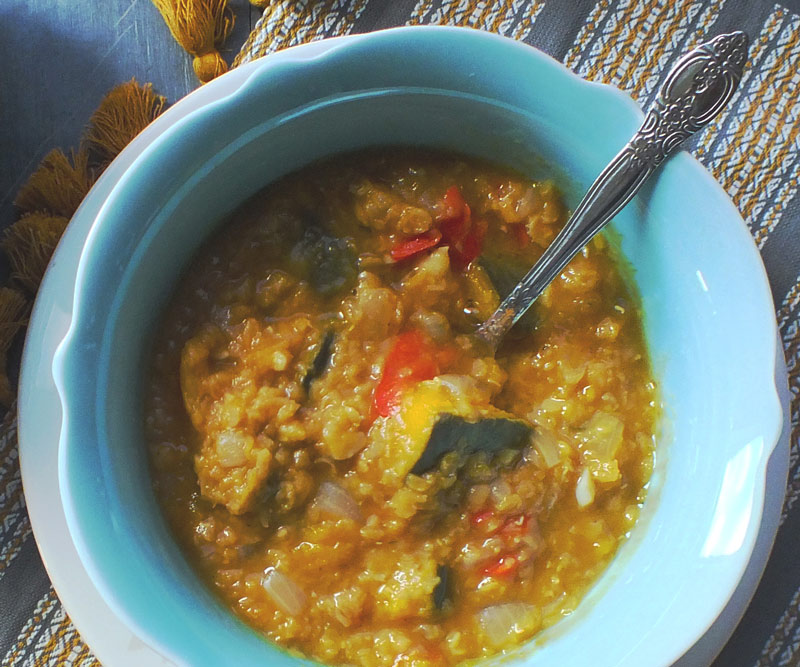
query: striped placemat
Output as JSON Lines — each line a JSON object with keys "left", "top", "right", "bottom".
{"left": 2, "top": 1, "right": 798, "bottom": 665}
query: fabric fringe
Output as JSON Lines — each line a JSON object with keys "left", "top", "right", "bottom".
{"left": 2, "top": 215, "right": 70, "bottom": 295}
{"left": 0, "top": 288, "right": 29, "bottom": 406}
{"left": 13, "top": 149, "right": 94, "bottom": 219}
{"left": 1, "top": 80, "right": 168, "bottom": 404}
{"left": 150, "top": 0, "right": 235, "bottom": 82}
{"left": 83, "top": 79, "right": 167, "bottom": 168}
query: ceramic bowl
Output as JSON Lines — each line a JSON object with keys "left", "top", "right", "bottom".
{"left": 46, "top": 26, "right": 782, "bottom": 666}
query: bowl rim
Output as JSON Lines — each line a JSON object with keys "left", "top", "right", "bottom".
{"left": 36, "top": 25, "right": 784, "bottom": 667}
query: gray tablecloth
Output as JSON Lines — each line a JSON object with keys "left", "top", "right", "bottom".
{"left": 2, "top": 0, "right": 799, "bottom": 665}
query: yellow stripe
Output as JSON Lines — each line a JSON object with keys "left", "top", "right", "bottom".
{"left": 779, "top": 276, "right": 800, "bottom": 327}
{"left": 51, "top": 619, "right": 87, "bottom": 666}
{"left": 629, "top": 8, "right": 676, "bottom": 99}
{"left": 723, "top": 30, "right": 800, "bottom": 214}
{"left": 614, "top": 0, "right": 667, "bottom": 89}
{"left": 754, "top": 175, "right": 800, "bottom": 248}
{"left": 6, "top": 590, "right": 59, "bottom": 659}
{"left": 609, "top": 0, "right": 665, "bottom": 86}
{"left": 739, "top": 42, "right": 800, "bottom": 217}
{"left": 236, "top": 0, "right": 371, "bottom": 64}
{"left": 36, "top": 611, "right": 72, "bottom": 664}
{"left": 564, "top": 0, "right": 612, "bottom": 71}
{"left": 511, "top": 2, "right": 543, "bottom": 41}
{"left": 511, "top": 2, "right": 544, "bottom": 39}
{"left": 485, "top": 2, "right": 502, "bottom": 32}
{"left": 583, "top": 0, "right": 647, "bottom": 83}
{"left": 742, "top": 104, "right": 800, "bottom": 222}
{"left": 408, "top": 0, "right": 434, "bottom": 24}
{"left": 694, "top": 7, "right": 786, "bottom": 163}
{"left": 627, "top": 0, "right": 723, "bottom": 101}
{"left": 0, "top": 520, "right": 31, "bottom": 574}
{"left": 712, "top": 43, "right": 790, "bottom": 195}
{"left": 75, "top": 642, "right": 100, "bottom": 666}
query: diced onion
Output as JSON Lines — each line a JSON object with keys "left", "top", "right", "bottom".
{"left": 478, "top": 602, "right": 541, "bottom": 648}
{"left": 437, "top": 374, "right": 476, "bottom": 397}
{"left": 533, "top": 430, "right": 560, "bottom": 468}
{"left": 490, "top": 479, "right": 512, "bottom": 506}
{"left": 215, "top": 430, "right": 250, "bottom": 468}
{"left": 560, "top": 362, "right": 586, "bottom": 385}
{"left": 314, "top": 481, "right": 362, "bottom": 522}
{"left": 261, "top": 567, "right": 306, "bottom": 616}
{"left": 581, "top": 411, "right": 624, "bottom": 460}
{"left": 575, "top": 467, "right": 595, "bottom": 508}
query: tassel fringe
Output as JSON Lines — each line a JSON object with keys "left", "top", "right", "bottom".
{"left": 2, "top": 214, "right": 70, "bottom": 294}
{"left": 84, "top": 79, "right": 167, "bottom": 168}
{"left": 151, "top": 0, "right": 235, "bottom": 83}
{"left": 0, "top": 288, "right": 29, "bottom": 406}
{"left": 14, "top": 149, "right": 94, "bottom": 219}
{"left": 2, "top": 80, "right": 169, "bottom": 404}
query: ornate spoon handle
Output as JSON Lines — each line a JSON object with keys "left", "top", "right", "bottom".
{"left": 476, "top": 31, "right": 749, "bottom": 347}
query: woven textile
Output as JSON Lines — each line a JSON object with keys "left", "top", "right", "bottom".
{"left": 3, "top": 1, "right": 799, "bottom": 665}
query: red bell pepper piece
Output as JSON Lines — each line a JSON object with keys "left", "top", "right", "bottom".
{"left": 437, "top": 186, "right": 485, "bottom": 270}
{"left": 471, "top": 510, "right": 495, "bottom": 527}
{"left": 439, "top": 185, "right": 469, "bottom": 222}
{"left": 390, "top": 229, "right": 442, "bottom": 261}
{"left": 500, "top": 514, "right": 531, "bottom": 536}
{"left": 482, "top": 554, "right": 520, "bottom": 578}
{"left": 510, "top": 223, "right": 530, "bottom": 247}
{"left": 451, "top": 218, "right": 487, "bottom": 271}
{"left": 470, "top": 510, "right": 494, "bottom": 526}
{"left": 372, "top": 330, "right": 440, "bottom": 418}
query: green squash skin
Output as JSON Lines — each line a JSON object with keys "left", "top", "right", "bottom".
{"left": 410, "top": 414, "right": 534, "bottom": 475}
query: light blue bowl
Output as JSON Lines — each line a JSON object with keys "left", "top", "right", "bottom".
{"left": 50, "top": 27, "right": 782, "bottom": 666}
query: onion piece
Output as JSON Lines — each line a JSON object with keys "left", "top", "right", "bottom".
{"left": 215, "top": 430, "right": 250, "bottom": 468}
{"left": 532, "top": 430, "right": 560, "bottom": 468}
{"left": 437, "top": 374, "right": 476, "bottom": 396}
{"left": 478, "top": 602, "right": 541, "bottom": 648}
{"left": 261, "top": 567, "right": 307, "bottom": 616}
{"left": 314, "top": 481, "right": 362, "bottom": 521}
{"left": 575, "top": 467, "right": 595, "bottom": 508}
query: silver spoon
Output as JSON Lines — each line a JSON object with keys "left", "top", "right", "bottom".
{"left": 476, "top": 31, "right": 749, "bottom": 347}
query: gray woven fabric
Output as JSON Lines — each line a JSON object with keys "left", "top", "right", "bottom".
{"left": 2, "top": 1, "right": 799, "bottom": 665}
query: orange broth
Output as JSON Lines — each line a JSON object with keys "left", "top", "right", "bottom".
{"left": 144, "top": 149, "right": 658, "bottom": 666}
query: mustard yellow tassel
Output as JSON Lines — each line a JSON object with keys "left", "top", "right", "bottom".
{"left": 0, "top": 288, "right": 29, "bottom": 406}
{"left": 84, "top": 79, "right": 167, "bottom": 168}
{"left": 151, "top": 0, "right": 235, "bottom": 83}
{"left": 1, "top": 214, "right": 70, "bottom": 295}
{"left": 14, "top": 148, "right": 93, "bottom": 219}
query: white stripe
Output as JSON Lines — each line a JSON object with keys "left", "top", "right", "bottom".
{"left": 755, "top": 177, "right": 800, "bottom": 248}
{"left": 1, "top": 590, "right": 59, "bottom": 665}
{"left": 779, "top": 275, "right": 800, "bottom": 328}
{"left": 628, "top": 0, "right": 724, "bottom": 104}
{"left": 564, "top": 0, "right": 614, "bottom": 72}
{"left": 238, "top": 0, "right": 370, "bottom": 65}
{"left": 778, "top": 315, "right": 799, "bottom": 527}
{"left": 572, "top": 0, "right": 634, "bottom": 81}
{"left": 29, "top": 605, "right": 69, "bottom": 663}
{"left": 777, "top": 614, "right": 800, "bottom": 666}
{"left": 694, "top": 5, "right": 786, "bottom": 162}
{"left": 758, "top": 586, "right": 800, "bottom": 666}
{"left": 710, "top": 17, "right": 800, "bottom": 230}
{"left": 0, "top": 497, "right": 31, "bottom": 578}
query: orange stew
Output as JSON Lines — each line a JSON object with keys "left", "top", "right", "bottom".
{"left": 144, "top": 149, "right": 658, "bottom": 666}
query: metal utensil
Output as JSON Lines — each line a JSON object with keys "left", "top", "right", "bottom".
{"left": 476, "top": 31, "right": 749, "bottom": 347}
